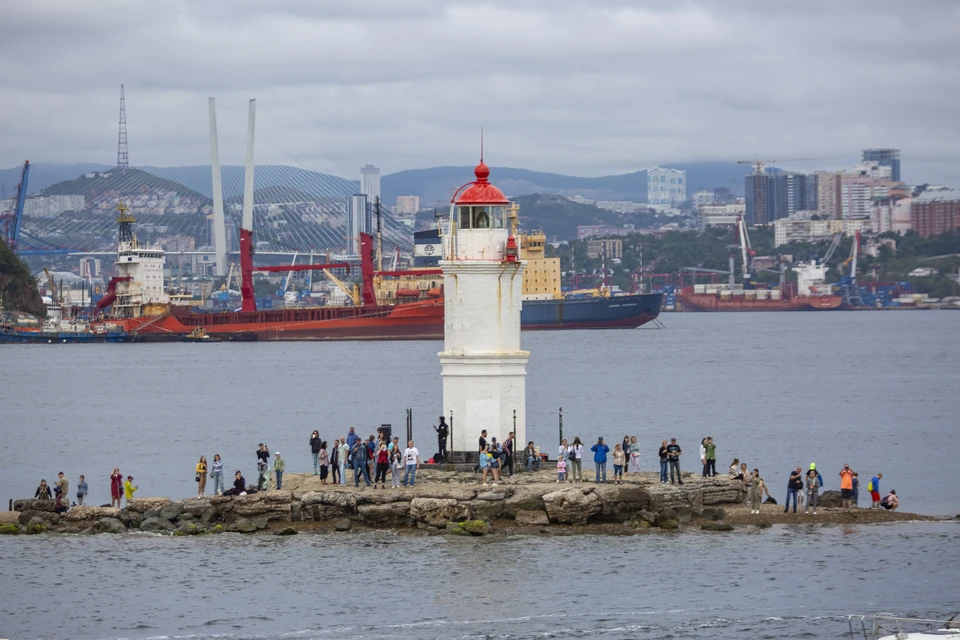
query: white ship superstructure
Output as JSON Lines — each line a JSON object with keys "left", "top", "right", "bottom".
{"left": 112, "top": 201, "right": 169, "bottom": 318}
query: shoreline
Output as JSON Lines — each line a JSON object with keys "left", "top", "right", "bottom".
{"left": 1, "top": 470, "right": 945, "bottom": 537}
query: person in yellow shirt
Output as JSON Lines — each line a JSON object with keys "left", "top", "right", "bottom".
{"left": 123, "top": 475, "right": 138, "bottom": 506}
{"left": 195, "top": 456, "right": 208, "bottom": 498}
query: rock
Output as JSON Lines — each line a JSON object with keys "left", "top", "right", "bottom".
{"left": 463, "top": 499, "right": 504, "bottom": 521}
{"left": 594, "top": 485, "right": 652, "bottom": 521}
{"left": 818, "top": 491, "right": 842, "bottom": 508}
{"left": 634, "top": 510, "right": 657, "bottom": 526}
{"left": 334, "top": 518, "right": 352, "bottom": 532}
{"left": 200, "top": 508, "right": 221, "bottom": 525}
{"left": 657, "top": 519, "right": 679, "bottom": 530}
{"left": 764, "top": 496, "right": 778, "bottom": 505}
{"left": 13, "top": 499, "right": 56, "bottom": 513}
{"left": 410, "top": 498, "right": 470, "bottom": 527}
{"left": 701, "top": 507, "right": 726, "bottom": 521}
{"left": 173, "top": 522, "right": 204, "bottom": 536}
{"left": 503, "top": 486, "right": 546, "bottom": 516}
{"left": 126, "top": 497, "right": 172, "bottom": 513}
{"left": 253, "top": 517, "right": 269, "bottom": 530}
{"left": 514, "top": 509, "right": 550, "bottom": 526}
{"left": 654, "top": 508, "right": 677, "bottom": 528}
{"left": 543, "top": 488, "right": 602, "bottom": 525}
{"left": 180, "top": 513, "right": 195, "bottom": 522}
{"left": 92, "top": 517, "right": 127, "bottom": 534}
{"left": 475, "top": 489, "right": 508, "bottom": 501}
{"left": 357, "top": 503, "right": 412, "bottom": 526}
{"left": 0, "top": 523, "right": 19, "bottom": 535}
{"left": 226, "top": 519, "right": 258, "bottom": 533}
{"left": 160, "top": 502, "right": 185, "bottom": 521}
{"left": 0, "top": 511, "right": 21, "bottom": 525}
{"left": 301, "top": 491, "right": 357, "bottom": 511}
{"left": 118, "top": 510, "right": 142, "bottom": 529}
{"left": 143, "top": 509, "right": 161, "bottom": 520}
{"left": 139, "top": 517, "right": 176, "bottom": 533}
{"left": 444, "top": 522, "right": 471, "bottom": 536}
{"left": 222, "top": 492, "right": 293, "bottom": 521}
{"left": 701, "top": 521, "right": 734, "bottom": 532}
{"left": 180, "top": 498, "right": 211, "bottom": 515}
{"left": 64, "top": 506, "right": 120, "bottom": 522}
{"left": 19, "top": 510, "right": 59, "bottom": 526}
{"left": 673, "top": 506, "right": 696, "bottom": 524}
{"left": 626, "top": 519, "right": 651, "bottom": 529}
{"left": 415, "top": 486, "right": 478, "bottom": 502}
{"left": 459, "top": 520, "right": 492, "bottom": 536}
{"left": 305, "top": 504, "right": 350, "bottom": 522}
{"left": 26, "top": 522, "right": 46, "bottom": 534}
{"left": 211, "top": 524, "right": 224, "bottom": 534}
{"left": 755, "top": 520, "right": 773, "bottom": 529}
{"left": 275, "top": 526, "right": 298, "bottom": 536}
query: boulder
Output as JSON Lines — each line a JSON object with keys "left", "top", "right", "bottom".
{"left": 126, "top": 497, "right": 172, "bottom": 513}
{"left": 444, "top": 522, "right": 471, "bottom": 536}
{"left": 654, "top": 508, "right": 677, "bottom": 528}
{"left": 0, "top": 523, "right": 19, "bottom": 535}
{"left": 25, "top": 522, "right": 46, "bottom": 534}
{"left": 463, "top": 500, "right": 505, "bottom": 521}
{"left": 410, "top": 498, "right": 471, "bottom": 527}
{"left": 543, "top": 488, "right": 601, "bottom": 525}
{"left": 701, "top": 479, "right": 744, "bottom": 506}
{"left": 414, "top": 486, "right": 477, "bottom": 502}
{"left": 300, "top": 491, "right": 357, "bottom": 511}
{"left": 633, "top": 510, "right": 657, "bottom": 526}
{"left": 140, "top": 517, "right": 176, "bottom": 533}
{"left": 160, "top": 502, "right": 185, "bottom": 521}
{"left": 173, "top": 522, "right": 205, "bottom": 536}
{"left": 92, "top": 517, "right": 128, "bottom": 534}
{"left": 673, "top": 506, "right": 696, "bottom": 524}
{"left": 657, "top": 519, "right": 679, "bottom": 530}
{"left": 0, "top": 511, "right": 21, "bottom": 525}
{"left": 764, "top": 496, "right": 778, "bottom": 505}
{"left": 701, "top": 521, "right": 734, "bottom": 532}
{"left": 503, "top": 486, "right": 545, "bottom": 516}
{"left": 13, "top": 499, "right": 56, "bottom": 513}
{"left": 701, "top": 507, "right": 726, "bottom": 522}
{"left": 514, "top": 510, "right": 550, "bottom": 526}
{"left": 19, "top": 510, "right": 59, "bottom": 526}
{"left": 180, "top": 498, "right": 211, "bottom": 515}
{"left": 334, "top": 518, "right": 352, "bottom": 532}
{"left": 459, "top": 520, "right": 492, "bottom": 536}
{"left": 818, "top": 491, "right": 842, "bottom": 508}
{"left": 180, "top": 513, "right": 195, "bottom": 522}
{"left": 226, "top": 519, "right": 258, "bottom": 533}
{"left": 305, "top": 504, "right": 351, "bottom": 522}
{"left": 594, "top": 485, "right": 652, "bottom": 521}
{"left": 253, "top": 517, "right": 269, "bottom": 530}
{"left": 755, "top": 520, "right": 773, "bottom": 529}
{"left": 221, "top": 492, "right": 293, "bottom": 521}
{"left": 64, "top": 506, "right": 120, "bottom": 522}
{"left": 118, "top": 510, "right": 143, "bottom": 529}
{"left": 199, "top": 508, "right": 221, "bottom": 525}
{"left": 275, "top": 527, "right": 298, "bottom": 536}
{"left": 143, "top": 509, "right": 161, "bottom": 520}
{"left": 475, "top": 489, "right": 508, "bottom": 501}
{"left": 357, "top": 503, "right": 412, "bottom": 526}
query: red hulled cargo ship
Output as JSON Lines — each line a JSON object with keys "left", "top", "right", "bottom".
{"left": 676, "top": 287, "right": 842, "bottom": 311}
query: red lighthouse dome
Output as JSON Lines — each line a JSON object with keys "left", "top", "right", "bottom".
{"left": 454, "top": 162, "right": 510, "bottom": 205}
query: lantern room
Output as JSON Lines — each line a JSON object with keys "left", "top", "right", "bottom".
{"left": 450, "top": 162, "right": 512, "bottom": 261}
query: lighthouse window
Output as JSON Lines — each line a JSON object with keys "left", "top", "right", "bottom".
{"left": 459, "top": 206, "right": 472, "bottom": 229}
{"left": 474, "top": 208, "right": 490, "bottom": 229}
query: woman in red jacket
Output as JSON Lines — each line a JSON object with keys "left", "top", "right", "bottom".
{"left": 110, "top": 468, "right": 123, "bottom": 508}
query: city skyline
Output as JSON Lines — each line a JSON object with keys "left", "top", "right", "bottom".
{"left": 1, "top": 1, "right": 958, "bottom": 186}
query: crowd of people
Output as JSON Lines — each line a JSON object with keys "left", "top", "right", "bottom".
{"left": 29, "top": 428, "right": 900, "bottom": 515}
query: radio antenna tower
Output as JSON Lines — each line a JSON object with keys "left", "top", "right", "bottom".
{"left": 117, "top": 84, "right": 129, "bottom": 170}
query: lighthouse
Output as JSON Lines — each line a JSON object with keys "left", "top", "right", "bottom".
{"left": 440, "top": 160, "right": 529, "bottom": 461}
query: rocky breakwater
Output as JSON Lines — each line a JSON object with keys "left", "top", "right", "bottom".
{"left": 2, "top": 472, "right": 751, "bottom": 536}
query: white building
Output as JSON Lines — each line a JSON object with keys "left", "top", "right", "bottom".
{"left": 22, "top": 195, "right": 86, "bottom": 217}
{"left": 774, "top": 217, "right": 872, "bottom": 247}
{"left": 395, "top": 195, "right": 420, "bottom": 215}
{"left": 79, "top": 257, "right": 101, "bottom": 279}
{"left": 439, "top": 162, "right": 528, "bottom": 456}
{"left": 699, "top": 203, "right": 745, "bottom": 228}
{"left": 692, "top": 190, "right": 715, "bottom": 208}
{"left": 645, "top": 167, "right": 686, "bottom": 205}
{"left": 872, "top": 197, "right": 912, "bottom": 235}
{"left": 346, "top": 194, "right": 370, "bottom": 255}
{"left": 360, "top": 165, "right": 381, "bottom": 203}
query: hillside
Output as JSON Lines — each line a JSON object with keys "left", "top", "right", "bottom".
{"left": 382, "top": 162, "right": 751, "bottom": 204}
{"left": 0, "top": 162, "right": 112, "bottom": 197}
{"left": 142, "top": 165, "right": 357, "bottom": 201}
{"left": 0, "top": 238, "right": 45, "bottom": 317}
{"left": 41, "top": 167, "right": 210, "bottom": 203}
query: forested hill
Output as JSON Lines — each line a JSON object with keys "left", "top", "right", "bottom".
{"left": 0, "top": 238, "right": 45, "bottom": 317}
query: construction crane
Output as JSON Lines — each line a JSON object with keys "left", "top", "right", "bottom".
{"left": 323, "top": 268, "right": 361, "bottom": 306}
{"left": 0, "top": 161, "right": 30, "bottom": 250}
{"left": 42, "top": 267, "right": 61, "bottom": 306}
{"left": 821, "top": 232, "right": 842, "bottom": 264}
{"left": 839, "top": 231, "right": 864, "bottom": 307}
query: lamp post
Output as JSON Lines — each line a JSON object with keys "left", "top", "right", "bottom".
{"left": 559, "top": 407, "right": 563, "bottom": 446}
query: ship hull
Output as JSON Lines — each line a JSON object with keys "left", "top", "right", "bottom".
{"left": 520, "top": 293, "right": 663, "bottom": 329}
{"left": 0, "top": 329, "right": 130, "bottom": 344}
{"left": 677, "top": 292, "right": 843, "bottom": 311}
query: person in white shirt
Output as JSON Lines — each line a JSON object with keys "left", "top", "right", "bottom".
{"left": 402, "top": 440, "right": 421, "bottom": 487}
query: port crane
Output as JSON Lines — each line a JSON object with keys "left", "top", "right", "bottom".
{"left": 838, "top": 231, "right": 864, "bottom": 307}
{"left": 0, "top": 161, "right": 29, "bottom": 251}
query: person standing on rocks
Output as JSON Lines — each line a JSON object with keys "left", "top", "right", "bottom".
{"left": 474, "top": 429, "right": 488, "bottom": 473}
{"left": 479, "top": 444, "right": 493, "bottom": 486}
{"left": 317, "top": 443, "right": 329, "bottom": 485}
{"left": 658, "top": 441, "right": 669, "bottom": 483}
{"left": 35, "top": 479, "right": 52, "bottom": 499}
{"left": 869, "top": 473, "right": 883, "bottom": 509}
{"left": 705, "top": 437, "right": 717, "bottom": 477}
{"left": 366, "top": 436, "right": 377, "bottom": 480}
{"left": 700, "top": 438, "right": 708, "bottom": 477}
{"left": 839, "top": 464, "right": 854, "bottom": 509}
{"left": 346, "top": 427, "right": 359, "bottom": 449}
{"left": 402, "top": 440, "right": 421, "bottom": 487}
{"left": 56, "top": 472, "right": 69, "bottom": 498}
{"left": 804, "top": 463, "right": 823, "bottom": 515}
{"left": 274, "top": 452, "right": 286, "bottom": 489}
{"left": 557, "top": 455, "right": 566, "bottom": 483}
{"left": 628, "top": 436, "right": 641, "bottom": 476}
{"left": 123, "top": 475, "right": 138, "bottom": 506}
{"left": 666, "top": 438, "right": 683, "bottom": 485}
{"left": 309, "top": 431, "right": 321, "bottom": 475}
{"left": 211, "top": 454, "right": 224, "bottom": 496}
{"left": 612, "top": 443, "right": 625, "bottom": 485}
{"left": 330, "top": 440, "right": 341, "bottom": 485}
{"left": 852, "top": 472, "right": 860, "bottom": 507}
{"left": 352, "top": 439, "right": 371, "bottom": 488}
{"left": 256, "top": 457, "right": 269, "bottom": 492}
{"left": 433, "top": 416, "right": 449, "bottom": 464}
{"left": 337, "top": 439, "right": 350, "bottom": 486}
{"left": 374, "top": 442, "right": 390, "bottom": 488}
{"left": 503, "top": 431, "right": 515, "bottom": 476}
{"left": 76, "top": 474, "right": 89, "bottom": 506}
{"left": 196, "top": 456, "right": 208, "bottom": 498}
{"left": 570, "top": 437, "right": 584, "bottom": 482}
{"left": 257, "top": 443, "right": 270, "bottom": 465}
{"left": 110, "top": 468, "right": 123, "bottom": 508}
{"left": 559, "top": 438, "right": 570, "bottom": 469}
{"left": 784, "top": 466, "right": 803, "bottom": 513}
{"left": 748, "top": 469, "right": 769, "bottom": 514}
{"left": 591, "top": 436, "right": 610, "bottom": 484}
{"left": 390, "top": 440, "right": 404, "bottom": 488}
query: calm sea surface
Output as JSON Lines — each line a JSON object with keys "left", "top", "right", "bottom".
{"left": 1, "top": 311, "right": 958, "bottom": 639}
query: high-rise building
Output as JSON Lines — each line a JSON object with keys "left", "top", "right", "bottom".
{"left": 816, "top": 167, "right": 895, "bottom": 220}
{"left": 692, "top": 190, "right": 715, "bottom": 207}
{"left": 643, "top": 167, "right": 686, "bottom": 205}
{"left": 911, "top": 189, "right": 960, "bottom": 238}
{"left": 395, "top": 195, "right": 420, "bottom": 215}
{"left": 745, "top": 171, "right": 815, "bottom": 224}
{"left": 862, "top": 148, "right": 901, "bottom": 182}
{"left": 360, "top": 165, "right": 381, "bottom": 202}
{"left": 346, "top": 193, "right": 370, "bottom": 255}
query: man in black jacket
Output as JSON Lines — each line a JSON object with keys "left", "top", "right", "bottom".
{"left": 433, "top": 417, "right": 449, "bottom": 463}
{"left": 473, "top": 429, "right": 488, "bottom": 472}
{"left": 666, "top": 438, "right": 683, "bottom": 485}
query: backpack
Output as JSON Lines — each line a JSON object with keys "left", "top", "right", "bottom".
{"left": 867, "top": 480, "right": 874, "bottom": 492}
{"left": 568, "top": 448, "right": 576, "bottom": 461}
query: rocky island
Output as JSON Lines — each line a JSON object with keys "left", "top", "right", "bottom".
{"left": 0, "top": 469, "right": 934, "bottom": 537}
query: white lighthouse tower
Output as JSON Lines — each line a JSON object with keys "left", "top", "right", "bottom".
{"left": 440, "top": 160, "right": 529, "bottom": 460}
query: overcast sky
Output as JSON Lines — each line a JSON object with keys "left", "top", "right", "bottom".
{"left": 2, "top": 0, "right": 958, "bottom": 184}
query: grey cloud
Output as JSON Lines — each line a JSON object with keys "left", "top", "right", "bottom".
{"left": 1, "top": 0, "right": 958, "bottom": 185}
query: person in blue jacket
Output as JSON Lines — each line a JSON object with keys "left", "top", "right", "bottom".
{"left": 591, "top": 437, "right": 610, "bottom": 484}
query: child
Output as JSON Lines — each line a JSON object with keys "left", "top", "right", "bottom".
{"left": 557, "top": 457, "right": 567, "bottom": 483}
{"left": 612, "top": 443, "right": 626, "bottom": 485}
